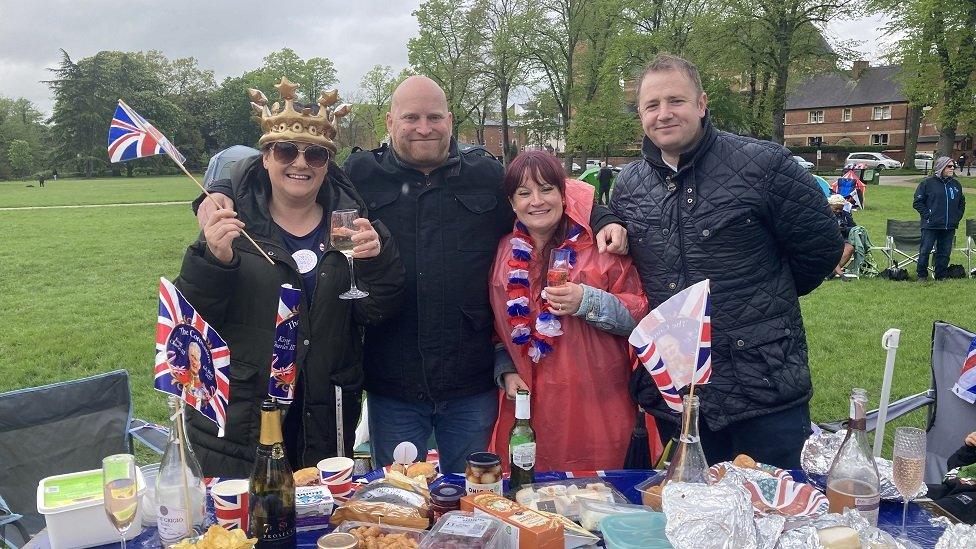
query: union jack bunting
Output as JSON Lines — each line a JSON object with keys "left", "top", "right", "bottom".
{"left": 951, "top": 335, "right": 976, "bottom": 404}
{"left": 269, "top": 284, "right": 301, "bottom": 403}
{"left": 155, "top": 277, "right": 231, "bottom": 436}
{"left": 629, "top": 279, "right": 712, "bottom": 412}
{"left": 107, "top": 100, "right": 186, "bottom": 164}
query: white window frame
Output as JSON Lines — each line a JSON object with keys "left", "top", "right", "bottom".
{"left": 808, "top": 110, "right": 824, "bottom": 123}
{"left": 842, "top": 108, "right": 852, "bottom": 122}
{"left": 871, "top": 133, "right": 890, "bottom": 146}
{"left": 873, "top": 106, "right": 891, "bottom": 120}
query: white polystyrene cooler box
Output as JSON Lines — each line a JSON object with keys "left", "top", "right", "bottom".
{"left": 37, "top": 467, "right": 146, "bottom": 548}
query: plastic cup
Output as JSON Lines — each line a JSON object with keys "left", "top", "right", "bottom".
{"left": 211, "top": 479, "right": 249, "bottom": 531}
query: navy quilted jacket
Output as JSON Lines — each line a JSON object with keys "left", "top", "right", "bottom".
{"left": 613, "top": 116, "right": 843, "bottom": 430}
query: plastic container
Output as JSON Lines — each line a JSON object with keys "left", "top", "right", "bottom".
{"left": 419, "top": 510, "right": 502, "bottom": 549}
{"left": 578, "top": 498, "right": 653, "bottom": 532}
{"left": 600, "top": 512, "right": 672, "bottom": 549}
{"left": 634, "top": 473, "right": 666, "bottom": 510}
{"left": 334, "top": 520, "right": 427, "bottom": 545}
{"left": 37, "top": 467, "right": 146, "bottom": 548}
{"left": 513, "top": 477, "right": 628, "bottom": 520}
{"left": 140, "top": 463, "right": 160, "bottom": 527}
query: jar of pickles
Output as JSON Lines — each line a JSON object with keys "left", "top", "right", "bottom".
{"left": 465, "top": 452, "right": 503, "bottom": 495}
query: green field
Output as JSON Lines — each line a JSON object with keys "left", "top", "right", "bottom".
{"left": 1, "top": 176, "right": 974, "bottom": 459}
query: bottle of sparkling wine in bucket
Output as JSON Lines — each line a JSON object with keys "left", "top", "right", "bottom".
{"left": 248, "top": 399, "right": 296, "bottom": 547}
{"left": 156, "top": 396, "right": 206, "bottom": 544}
{"left": 826, "top": 388, "right": 881, "bottom": 525}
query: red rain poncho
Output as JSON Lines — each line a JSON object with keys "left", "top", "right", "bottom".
{"left": 489, "top": 179, "right": 649, "bottom": 471}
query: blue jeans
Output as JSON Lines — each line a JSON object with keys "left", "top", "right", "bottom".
{"left": 918, "top": 228, "right": 955, "bottom": 279}
{"left": 367, "top": 390, "right": 499, "bottom": 474}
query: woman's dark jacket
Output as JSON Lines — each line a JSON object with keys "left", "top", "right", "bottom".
{"left": 913, "top": 174, "right": 966, "bottom": 230}
{"left": 176, "top": 155, "right": 405, "bottom": 477}
{"left": 614, "top": 115, "right": 842, "bottom": 431}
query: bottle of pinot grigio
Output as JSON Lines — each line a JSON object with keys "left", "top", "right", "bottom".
{"left": 248, "top": 399, "right": 296, "bottom": 547}
{"left": 509, "top": 389, "right": 536, "bottom": 493}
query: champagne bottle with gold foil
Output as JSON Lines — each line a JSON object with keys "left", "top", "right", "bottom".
{"left": 248, "top": 399, "right": 296, "bottom": 547}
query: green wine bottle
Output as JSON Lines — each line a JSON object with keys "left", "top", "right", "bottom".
{"left": 248, "top": 399, "right": 296, "bottom": 548}
{"left": 509, "top": 389, "right": 536, "bottom": 493}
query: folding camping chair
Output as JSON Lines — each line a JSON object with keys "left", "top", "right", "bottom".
{"left": 872, "top": 219, "right": 923, "bottom": 270}
{"left": 955, "top": 219, "right": 976, "bottom": 276}
{"left": 0, "top": 370, "right": 164, "bottom": 545}
{"left": 818, "top": 321, "right": 976, "bottom": 484}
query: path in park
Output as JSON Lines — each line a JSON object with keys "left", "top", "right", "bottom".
{"left": 880, "top": 174, "right": 976, "bottom": 194}
{"left": 0, "top": 200, "right": 188, "bottom": 211}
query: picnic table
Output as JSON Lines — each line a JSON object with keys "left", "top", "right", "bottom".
{"left": 24, "top": 469, "right": 954, "bottom": 548}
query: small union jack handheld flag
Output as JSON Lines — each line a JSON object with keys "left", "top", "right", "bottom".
{"left": 269, "top": 284, "right": 301, "bottom": 403}
{"left": 155, "top": 277, "right": 231, "bottom": 436}
{"left": 629, "top": 279, "right": 712, "bottom": 413}
{"left": 108, "top": 100, "right": 186, "bottom": 164}
{"left": 951, "top": 335, "right": 976, "bottom": 404}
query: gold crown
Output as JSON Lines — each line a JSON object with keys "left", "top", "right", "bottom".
{"left": 249, "top": 76, "right": 351, "bottom": 153}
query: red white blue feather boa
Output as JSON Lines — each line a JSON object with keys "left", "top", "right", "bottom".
{"left": 506, "top": 221, "right": 584, "bottom": 363}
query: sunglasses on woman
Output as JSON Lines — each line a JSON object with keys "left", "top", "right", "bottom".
{"left": 270, "top": 142, "right": 331, "bottom": 168}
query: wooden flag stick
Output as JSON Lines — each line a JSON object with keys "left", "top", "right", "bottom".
{"left": 173, "top": 161, "right": 275, "bottom": 265}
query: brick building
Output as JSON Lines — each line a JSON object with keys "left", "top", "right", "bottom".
{"left": 784, "top": 62, "right": 921, "bottom": 149}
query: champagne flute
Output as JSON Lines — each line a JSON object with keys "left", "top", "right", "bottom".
{"left": 892, "top": 426, "right": 926, "bottom": 543}
{"left": 547, "top": 248, "right": 571, "bottom": 287}
{"left": 102, "top": 454, "right": 138, "bottom": 549}
{"left": 330, "top": 209, "right": 369, "bottom": 300}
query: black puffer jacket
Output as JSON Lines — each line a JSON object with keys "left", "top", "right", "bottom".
{"left": 613, "top": 115, "right": 842, "bottom": 431}
{"left": 913, "top": 174, "right": 965, "bottom": 230}
{"left": 177, "top": 156, "right": 405, "bottom": 477}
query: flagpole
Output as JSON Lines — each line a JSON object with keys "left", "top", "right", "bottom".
{"left": 116, "top": 99, "right": 273, "bottom": 265}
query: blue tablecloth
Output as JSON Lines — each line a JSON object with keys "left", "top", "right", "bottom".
{"left": 32, "top": 469, "right": 949, "bottom": 548}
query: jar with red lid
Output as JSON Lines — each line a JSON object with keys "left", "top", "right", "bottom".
{"left": 430, "top": 483, "right": 464, "bottom": 521}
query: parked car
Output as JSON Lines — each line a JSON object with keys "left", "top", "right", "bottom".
{"left": 845, "top": 152, "right": 902, "bottom": 170}
{"left": 914, "top": 152, "right": 934, "bottom": 171}
{"left": 792, "top": 155, "right": 814, "bottom": 170}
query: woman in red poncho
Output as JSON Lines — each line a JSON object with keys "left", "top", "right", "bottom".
{"left": 490, "top": 151, "right": 649, "bottom": 472}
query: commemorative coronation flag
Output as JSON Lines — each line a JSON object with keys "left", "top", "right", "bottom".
{"left": 629, "top": 279, "right": 712, "bottom": 412}
{"left": 108, "top": 100, "right": 186, "bottom": 164}
{"left": 155, "top": 277, "right": 231, "bottom": 436}
{"left": 951, "top": 335, "right": 976, "bottom": 404}
{"left": 268, "top": 284, "right": 301, "bottom": 403}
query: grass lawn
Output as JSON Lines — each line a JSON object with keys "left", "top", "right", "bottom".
{"left": 1, "top": 177, "right": 974, "bottom": 460}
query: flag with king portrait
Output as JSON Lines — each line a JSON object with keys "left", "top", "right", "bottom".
{"left": 951, "top": 336, "right": 976, "bottom": 404}
{"left": 155, "top": 277, "right": 231, "bottom": 436}
{"left": 629, "top": 279, "right": 712, "bottom": 412}
{"left": 268, "top": 284, "right": 301, "bottom": 403}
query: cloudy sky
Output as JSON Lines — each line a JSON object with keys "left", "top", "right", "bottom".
{"left": 0, "top": 1, "right": 896, "bottom": 115}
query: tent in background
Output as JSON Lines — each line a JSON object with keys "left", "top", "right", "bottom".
{"left": 203, "top": 145, "right": 260, "bottom": 188}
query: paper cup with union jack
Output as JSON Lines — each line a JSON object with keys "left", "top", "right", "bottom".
{"left": 317, "top": 457, "right": 354, "bottom": 495}
{"left": 211, "top": 479, "right": 249, "bottom": 531}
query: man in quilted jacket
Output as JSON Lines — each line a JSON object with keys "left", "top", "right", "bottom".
{"left": 615, "top": 54, "right": 842, "bottom": 468}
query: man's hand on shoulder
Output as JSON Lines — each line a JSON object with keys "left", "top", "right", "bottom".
{"left": 596, "top": 223, "right": 628, "bottom": 255}
{"left": 197, "top": 193, "right": 235, "bottom": 230}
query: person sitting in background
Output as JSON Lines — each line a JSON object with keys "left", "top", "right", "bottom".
{"left": 490, "top": 151, "right": 649, "bottom": 471}
{"left": 927, "top": 430, "right": 976, "bottom": 524}
{"left": 828, "top": 193, "right": 856, "bottom": 278}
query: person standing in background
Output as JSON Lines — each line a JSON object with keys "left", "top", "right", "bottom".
{"left": 913, "top": 156, "right": 966, "bottom": 280}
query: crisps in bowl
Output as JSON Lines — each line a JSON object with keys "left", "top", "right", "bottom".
{"left": 169, "top": 525, "right": 257, "bottom": 549}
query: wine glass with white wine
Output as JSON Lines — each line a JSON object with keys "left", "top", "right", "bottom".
{"left": 892, "top": 426, "right": 926, "bottom": 547}
{"left": 102, "top": 454, "right": 138, "bottom": 549}
{"left": 330, "top": 209, "right": 369, "bottom": 299}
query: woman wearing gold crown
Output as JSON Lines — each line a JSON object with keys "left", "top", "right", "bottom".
{"left": 175, "top": 77, "right": 405, "bottom": 477}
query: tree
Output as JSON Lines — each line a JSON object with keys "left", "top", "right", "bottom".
{"left": 873, "top": 0, "right": 976, "bottom": 157}
{"left": 8, "top": 140, "right": 32, "bottom": 177}
{"left": 47, "top": 50, "right": 173, "bottom": 178}
{"left": 721, "top": 0, "right": 861, "bottom": 144}
{"left": 0, "top": 96, "right": 49, "bottom": 180}
{"left": 519, "top": 89, "right": 563, "bottom": 150}
{"left": 351, "top": 65, "right": 411, "bottom": 148}
{"left": 476, "top": 0, "right": 534, "bottom": 163}
{"left": 408, "top": 0, "right": 494, "bottom": 132}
